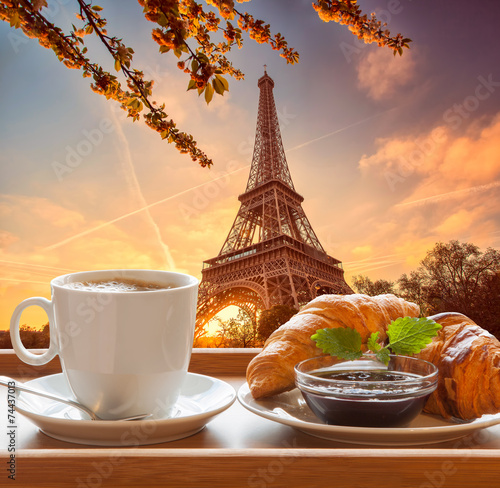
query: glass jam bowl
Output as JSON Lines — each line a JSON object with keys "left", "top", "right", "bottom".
{"left": 294, "top": 354, "right": 438, "bottom": 428}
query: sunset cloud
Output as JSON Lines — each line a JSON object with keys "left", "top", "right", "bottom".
{"left": 356, "top": 48, "right": 418, "bottom": 100}
{"left": 351, "top": 245, "right": 373, "bottom": 259}
{"left": 0, "top": 231, "right": 18, "bottom": 249}
{"left": 437, "top": 209, "right": 472, "bottom": 235}
{"left": 0, "top": 195, "right": 88, "bottom": 252}
{"left": 359, "top": 112, "right": 500, "bottom": 197}
{"left": 334, "top": 112, "right": 500, "bottom": 284}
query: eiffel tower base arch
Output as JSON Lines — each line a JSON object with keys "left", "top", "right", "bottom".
{"left": 195, "top": 239, "right": 352, "bottom": 334}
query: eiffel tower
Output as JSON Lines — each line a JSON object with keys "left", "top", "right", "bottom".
{"left": 196, "top": 68, "right": 352, "bottom": 329}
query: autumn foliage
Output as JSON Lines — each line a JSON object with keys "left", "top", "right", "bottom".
{"left": 0, "top": 0, "right": 410, "bottom": 167}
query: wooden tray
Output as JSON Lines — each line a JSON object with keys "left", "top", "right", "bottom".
{"left": 1, "top": 349, "right": 499, "bottom": 487}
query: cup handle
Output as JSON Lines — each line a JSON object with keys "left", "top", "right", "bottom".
{"left": 10, "top": 297, "right": 59, "bottom": 366}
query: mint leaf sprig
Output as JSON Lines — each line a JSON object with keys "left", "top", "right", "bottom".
{"left": 311, "top": 316, "right": 442, "bottom": 365}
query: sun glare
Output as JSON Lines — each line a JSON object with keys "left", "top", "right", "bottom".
{"left": 206, "top": 306, "right": 241, "bottom": 336}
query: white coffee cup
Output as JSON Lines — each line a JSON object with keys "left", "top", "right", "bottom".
{"left": 10, "top": 269, "right": 199, "bottom": 420}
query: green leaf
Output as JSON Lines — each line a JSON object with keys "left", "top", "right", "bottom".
{"left": 187, "top": 79, "right": 196, "bottom": 91}
{"left": 368, "top": 331, "right": 390, "bottom": 364}
{"left": 375, "top": 347, "right": 391, "bottom": 366}
{"left": 367, "top": 332, "right": 382, "bottom": 353}
{"left": 386, "top": 317, "right": 442, "bottom": 356}
{"left": 311, "top": 328, "right": 363, "bottom": 361}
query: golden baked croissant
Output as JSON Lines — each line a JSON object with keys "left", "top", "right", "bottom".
{"left": 247, "top": 293, "right": 420, "bottom": 399}
{"left": 418, "top": 312, "right": 500, "bottom": 420}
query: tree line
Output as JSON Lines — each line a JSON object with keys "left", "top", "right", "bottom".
{"left": 194, "top": 304, "right": 297, "bottom": 348}
{"left": 0, "top": 324, "right": 50, "bottom": 349}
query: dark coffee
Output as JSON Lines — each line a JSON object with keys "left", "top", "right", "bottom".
{"left": 63, "top": 277, "right": 175, "bottom": 292}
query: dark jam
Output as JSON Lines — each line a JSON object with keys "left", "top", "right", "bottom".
{"left": 301, "top": 370, "right": 430, "bottom": 428}
{"left": 320, "top": 371, "right": 411, "bottom": 382}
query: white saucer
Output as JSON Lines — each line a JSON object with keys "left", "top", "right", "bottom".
{"left": 15, "top": 373, "right": 236, "bottom": 446}
{"left": 238, "top": 383, "right": 500, "bottom": 446}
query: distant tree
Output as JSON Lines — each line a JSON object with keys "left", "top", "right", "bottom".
{"left": 352, "top": 275, "right": 395, "bottom": 296}
{"left": 352, "top": 241, "right": 500, "bottom": 339}
{"left": 216, "top": 308, "right": 258, "bottom": 347}
{"left": 473, "top": 271, "right": 500, "bottom": 337}
{"left": 0, "top": 323, "right": 50, "bottom": 349}
{"left": 0, "top": 331, "right": 10, "bottom": 349}
{"left": 397, "top": 270, "right": 430, "bottom": 316}
{"left": 257, "top": 304, "right": 297, "bottom": 342}
{"left": 193, "top": 316, "right": 225, "bottom": 347}
{"left": 416, "top": 241, "right": 500, "bottom": 334}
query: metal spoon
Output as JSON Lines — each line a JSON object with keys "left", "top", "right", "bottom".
{"left": 0, "top": 376, "right": 151, "bottom": 421}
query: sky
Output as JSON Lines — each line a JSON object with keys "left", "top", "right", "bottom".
{"left": 1, "top": 0, "right": 500, "bottom": 330}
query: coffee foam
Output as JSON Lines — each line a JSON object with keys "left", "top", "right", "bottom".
{"left": 63, "top": 277, "right": 174, "bottom": 292}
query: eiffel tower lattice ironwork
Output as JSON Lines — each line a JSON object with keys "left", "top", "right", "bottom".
{"left": 196, "top": 69, "right": 352, "bottom": 329}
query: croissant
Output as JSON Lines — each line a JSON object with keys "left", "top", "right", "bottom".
{"left": 418, "top": 312, "right": 500, "bottom": 420}
{"left": 246, "top": 293, "right": 420, "bottom": 399}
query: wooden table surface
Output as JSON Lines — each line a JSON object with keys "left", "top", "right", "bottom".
{"left": 1, "top": 349, "right": 500, "bottom": 487}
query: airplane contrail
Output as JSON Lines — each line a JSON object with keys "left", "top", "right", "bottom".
{"left": 109, "top": 109, "right": 178, "bottom": 270}
{"left": 0, "top": 260, "right": 74, "bottom": 273}
{"left": 396, "top": 181, "right": 500, "bottom": 208}
{"left": 286, "top": 108, "right": 398, "bottom": 153}
{"left": 342, "top": 251, "right": 409, "bottom": 274}
{"left": 342, "top": 252, "right": 407, "bottom": 266}
{"left": 345, "top": 259, "right": 406, "bottom": 273}
{"left": 43, "top": 108, "right": 402, "bottom": 253}
{"left": 0, "top": 278, "right": 49, "bottom": 285}
{"left": 44, "top": 163, "right": 249, "bottom": 251}
{"left": 345, "top": 262, "right": 405, "bottom": 275}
